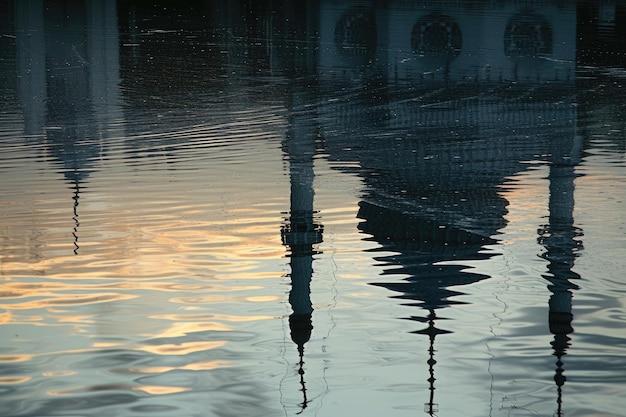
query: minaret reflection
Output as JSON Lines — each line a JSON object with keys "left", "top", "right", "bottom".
{"left": 15, "top": 0, "right": 120, "bottom": 254}
{"left": 538, "top": 134, "right": 583, "bottom": 417}
{"left": 281, "top": 81, "right": 323, "bottom": 413}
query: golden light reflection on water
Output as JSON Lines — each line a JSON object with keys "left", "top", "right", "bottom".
{"left": 0, "top": 311, "right": 14, "bottom": 324}
{"left": 147, "top": 321, "right": 232, "bottom": 338}
{"left": 0, "top": 292, "right": 138, "bottom": 310}
{"left": 1, "top": 203, "right": 286, "bottom": 280}
{"left": 91, "top": 342, "right": 124, "bottom": 348}
{"left": 150, "top": 313, "right": 274, "bottom": 322}
{"left": 127, "top": 360, "right": 231, "bottom": 374}
{"left": 133, "top": 385, "right": 192, "bottom": 395}
{"left": 42, "top": 370, "right": 76, "bottom": 377}
{"left": 136, "top": 340, "right": 226, "bottom": 355}
{"left": 169, "top": 295, "right": 247, "bottom": 304}
{"left": 0, "top": 376, "right": 32, "bottom": 384}
{"left": 497, "top": 167, "right": 550, "bottom": 241}
{"left": 47, "top": 384, "right": 192, "bottom": 396}
{"left": 0, "top": 354, "right": 34, "bottom": 363}
{"left": 244, "top": 295, "right": 280, "bottom": 302}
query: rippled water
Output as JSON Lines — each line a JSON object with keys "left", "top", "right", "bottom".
{"left": 1, "top": 1, "right": 626, "bottom": 416}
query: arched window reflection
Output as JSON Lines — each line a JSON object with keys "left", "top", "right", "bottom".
{"left": 334, "top": 8, "right": 377, "bottom": 64}
{"left": 411, "top": 13, "right": 462, "bottom": 59}
{"left": 504, "top": 12, "right": 553, "bottom": 58}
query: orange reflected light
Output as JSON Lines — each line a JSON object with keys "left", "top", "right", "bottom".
{"left": 0, "top": 354, "right": 33, "bottom": 363}
{"left": 150, "top": 313, "right": 273, "bottom": 322}
{"left": 0, "top": 376, "right": 31, "bottom": 384}
{"left": 128, "top": 359, "right": 230, "bottom": 374}
{"left": 497, "top": 169, "right": 550, "bottom": 239}
{"left": 42, "top": 370, "right": 76, "bottom": 377}
{"left": 245, "top": 295, "right": 280, "bottom": 302}
{"left": 147, "top": 321, "right": 231, "bottom": 338}
{"left": 137, "top": 340, "right": 226, "bottom": 355}
{"left": 91, "top": 342, "right": 124, "bottom": 348}
{"left": 0, "top": 293, "right": 137, "bottom": 310}
{"left": 1, "top": 211, "right": 286, "bottom": 280}
{"left": 133, "top": 385, "right": 191, "bottom": 395}
{"left": 0, "top": 311, "right": 13, "bottom": 324}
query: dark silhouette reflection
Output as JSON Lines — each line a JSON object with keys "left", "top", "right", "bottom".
{"left": 538, "top": 133, "right": 583, "bottom": 416}
{"left": 419, "top": 311, "right": 446, "bottom": 416}
{"left": 358, "top": 203, "right": 495, "bottom": 414}
{"left": 281, "top": 80, "right": 323, "bottom": 413}
{"left": 315, "top": 1, "right": 581, "bottom": 413}
{"left": 14, "top": 0, "right": 120, "bottom": 254}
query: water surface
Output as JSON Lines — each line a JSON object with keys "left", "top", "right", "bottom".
{"left": 1, "top": 1, "right": 626, "bottom": 416}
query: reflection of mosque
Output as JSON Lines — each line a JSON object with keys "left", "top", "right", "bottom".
{"left": 14, "top": 0, "right": 121, "bottom": 254}
{"left": 314, "top": 1, "right": 587, "bottom": 415}
{"left": 198, "top": 0, "right": 616, "bottom": 414}
{"left": 8, "top": 0, "right": 622, "bottom": 414}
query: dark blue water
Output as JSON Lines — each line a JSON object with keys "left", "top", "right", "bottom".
{"left": 1, "top": 1, "right": 625, "bottom": 416}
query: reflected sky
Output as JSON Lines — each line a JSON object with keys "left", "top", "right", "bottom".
{"left": 1, "top": 1, "right": 626, "bottom": 416}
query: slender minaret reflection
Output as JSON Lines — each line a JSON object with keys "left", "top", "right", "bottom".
{"left": 538, "top": 134, "right": 583, "bottom": 417}
{"left": 416, "top": 309, "right": 449, "bottom": 416}
{"left": 15, "top": 0, "right": 121, "bottom": 255}
{"left": 281, "top": 84, "right": 323, "bottom": 413}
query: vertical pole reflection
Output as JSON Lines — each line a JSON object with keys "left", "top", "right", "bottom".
{"left": 538, "top": 134, "right": 583, "bottom": 417}
{"left": 281, "top": 81, "right": 323, "bottom": 413}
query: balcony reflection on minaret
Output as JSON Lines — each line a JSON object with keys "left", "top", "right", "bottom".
{"left": 281, "top": 85, "right": 323, "bottom": 413}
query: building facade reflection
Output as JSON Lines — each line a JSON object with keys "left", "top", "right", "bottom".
{"left": 319, "top": 0, "right": 575, "bottom": 83}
